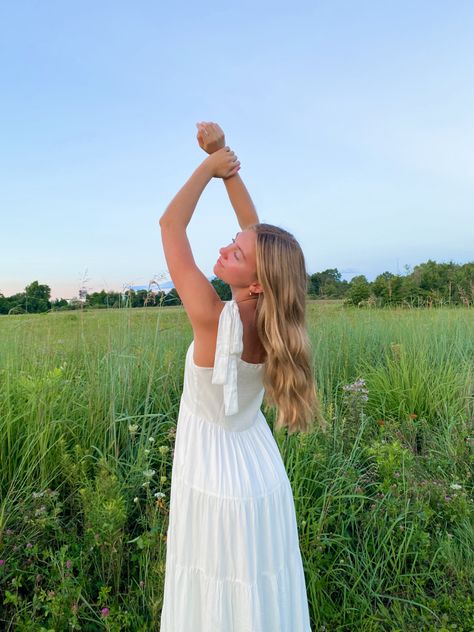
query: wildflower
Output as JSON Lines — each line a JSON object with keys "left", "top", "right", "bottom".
{"left": 139, "top": 580, "right": 145, "bottom": 589}
{"left": 128, "top": 424, "right": 139, "bottom": 436}
{"left": 342, "top": 378, "right": 369, "bottom": 395}
{"left": 66, "top": 560, "right": 72, "bottom": 569}
{"left": 154, "top": 491, "right": 166, "bottom": 499}
{"left": 450, "top": 483, "right": 462, "bottom": 490}
{"left": 144, "top": 449, "right": 150, "bottom": 455}
{"left": 142, "top": 481, "right": 150, "bottom": 488}
{"left": 133, "top": 497, "right": 139, "bottom": 503}
{"left": 394, "top": 471, "right": 401, "bottom": 478}
{"left": 444, "top": 495, "right": 452, "bottom": 501}
{"left": 143, "top": 469, "right": 156, "bottom": 478}
{"left": 0, "top": 560, "right": 4, "bottom": 566}
{"left": 101, "top": 607, "right": 110, "bottom": 618}
{"left": 26, "top": 542, "right": 33, "bottom": 549}
{"left": 148, "top": 437, "right": 155, "bottom": 444}
{"left": 158, "top": 445, "right": 170, "bottom": 455}
{"left": 160, "top": 476, "right": 167, "bottom": 484}
{"left": 342, "top": 378, "right": 369, "bottom": 404}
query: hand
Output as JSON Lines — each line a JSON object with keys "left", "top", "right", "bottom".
{"left": 196, "top": 121, "right": 226, "bottom": 154}
{"left": 204, "top": 146, "right": 241, "bottom": 179}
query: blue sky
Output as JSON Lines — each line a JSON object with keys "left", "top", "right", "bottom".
{"left": 1, "top": 1, "right": 473, "bottom": 300}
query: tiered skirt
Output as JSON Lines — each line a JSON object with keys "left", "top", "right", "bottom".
{"left": 159, "top": 400, "right": 312, "bottom": 632}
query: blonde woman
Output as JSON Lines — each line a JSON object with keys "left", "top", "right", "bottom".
{"left": 159, "top": 122, "right": 325, "bottom": 631}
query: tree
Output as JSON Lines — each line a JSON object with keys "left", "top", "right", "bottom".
{"left": 163, "top": 288, "right": 181, "bottom": 306}
{"left": 0, "top": 293, "right": 11, "bottom": 314}
{"left": 51, "top": 298, "right": 69, "bottom": 310}
{"left": 211, "top": 278, "right": 232, "bottom": 300}
{"left": 346, "top": 275, "right": 370, "bottom": 306}
{"left": 24, "top": 281, "right": 51, "bottom": 313}
{"left": 309, "top": 269, "right": 342, "bottom": 298}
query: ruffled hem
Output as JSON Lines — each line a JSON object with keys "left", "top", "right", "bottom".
{"left": 160, "top": 544, "right": 312, "bottom": 632}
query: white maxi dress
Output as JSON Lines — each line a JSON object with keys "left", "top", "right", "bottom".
{"left": 159, "top": 299, "right": 312, "bottom": 632}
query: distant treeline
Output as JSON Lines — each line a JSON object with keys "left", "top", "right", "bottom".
{"left": 1, "top": 260, "right": 473, "bottom": 315}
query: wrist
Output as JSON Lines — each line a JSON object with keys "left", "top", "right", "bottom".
{"left": 198, "top": 157, "right": 215, "bottom": 179}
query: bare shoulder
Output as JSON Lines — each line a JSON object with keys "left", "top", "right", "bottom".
{"left": 193, "top": 301, "right": 266, "bottom": 367}
{"left": 191, "top": 301, "right": 226, "bottom": 368}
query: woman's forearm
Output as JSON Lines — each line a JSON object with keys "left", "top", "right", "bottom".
{"left": 224, "top": 173, "right": 260, "bottom": 228}
{"left": 159, "top": 160, "right": 213, "bottom": 229}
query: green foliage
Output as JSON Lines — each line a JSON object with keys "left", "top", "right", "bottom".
{"left": 346, "top": 274, "right": 371, "bottom": 305}
{"left": 0, "top": 304, "right": 473, "bottom": 629}
{"left": 210, "top": 277, "right": 232, "bottom": 300}
{"left": 79, "top": 459, "right": 127, "bottom": 591}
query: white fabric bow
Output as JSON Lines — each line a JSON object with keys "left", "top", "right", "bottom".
{"left": 211, "top": 300, "right": 243, "bottom": 416}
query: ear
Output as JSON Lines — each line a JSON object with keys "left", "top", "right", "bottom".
{"left": 250, "top": 281, "right": 263, "bottom": 294}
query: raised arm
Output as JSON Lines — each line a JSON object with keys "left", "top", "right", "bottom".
{"left": 196, "top": 121, "right": 260, "bottom": 228}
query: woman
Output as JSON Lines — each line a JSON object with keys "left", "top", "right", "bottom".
{"left": 159, "top": 122, "right": 326, "bottom": 632}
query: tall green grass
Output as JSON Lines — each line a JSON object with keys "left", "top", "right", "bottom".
{"left": 0, "top": 303, "right": 473, "bottom": 630}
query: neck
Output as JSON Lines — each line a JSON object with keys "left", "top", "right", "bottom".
{"left": 234, "top": 295, "right": 259, "bottom": 305}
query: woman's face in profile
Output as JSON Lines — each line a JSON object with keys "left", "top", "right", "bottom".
{"left": 213, "top": 229, "right": 257, "bottom": 287}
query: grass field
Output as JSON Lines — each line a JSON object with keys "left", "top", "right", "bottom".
{"left": 0, "top": 302, "right": 473, "bottom": 631}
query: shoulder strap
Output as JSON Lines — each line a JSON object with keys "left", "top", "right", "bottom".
{"left": 211, "top": 300, "right": 243, "bottom": 416}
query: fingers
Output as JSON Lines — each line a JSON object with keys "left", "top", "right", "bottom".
{"left": 196, "top": 121, "right": 209, "bottom": 136}
{"left": 197, "top": 121, "right": 221, "bottom": 138}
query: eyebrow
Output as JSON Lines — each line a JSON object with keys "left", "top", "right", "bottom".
{"left": 234, "top": 232, "right": 246, "bottom": 259}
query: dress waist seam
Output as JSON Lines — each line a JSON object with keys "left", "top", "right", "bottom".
{"left": 179, "top": 397, "right": 262, "bottom": 433}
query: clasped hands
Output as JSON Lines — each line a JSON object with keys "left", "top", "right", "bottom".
{"left": 196, "top": 121, "right": 241, "bottom": 180}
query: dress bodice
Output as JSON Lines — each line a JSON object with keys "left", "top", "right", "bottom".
{"left": 180, "top": 300, "right": 265, "bottom": 432}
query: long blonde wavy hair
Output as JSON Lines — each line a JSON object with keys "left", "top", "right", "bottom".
{"left": 247, "top": 223, "right": 327, "bottom": 435}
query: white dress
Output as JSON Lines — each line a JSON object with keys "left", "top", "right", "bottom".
{"left": 159, "top": 299, "right": 312, "bottom": 632}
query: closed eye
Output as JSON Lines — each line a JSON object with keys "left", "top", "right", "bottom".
{"left": 232, "top": 238, "right": 239, "bottom": 259}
